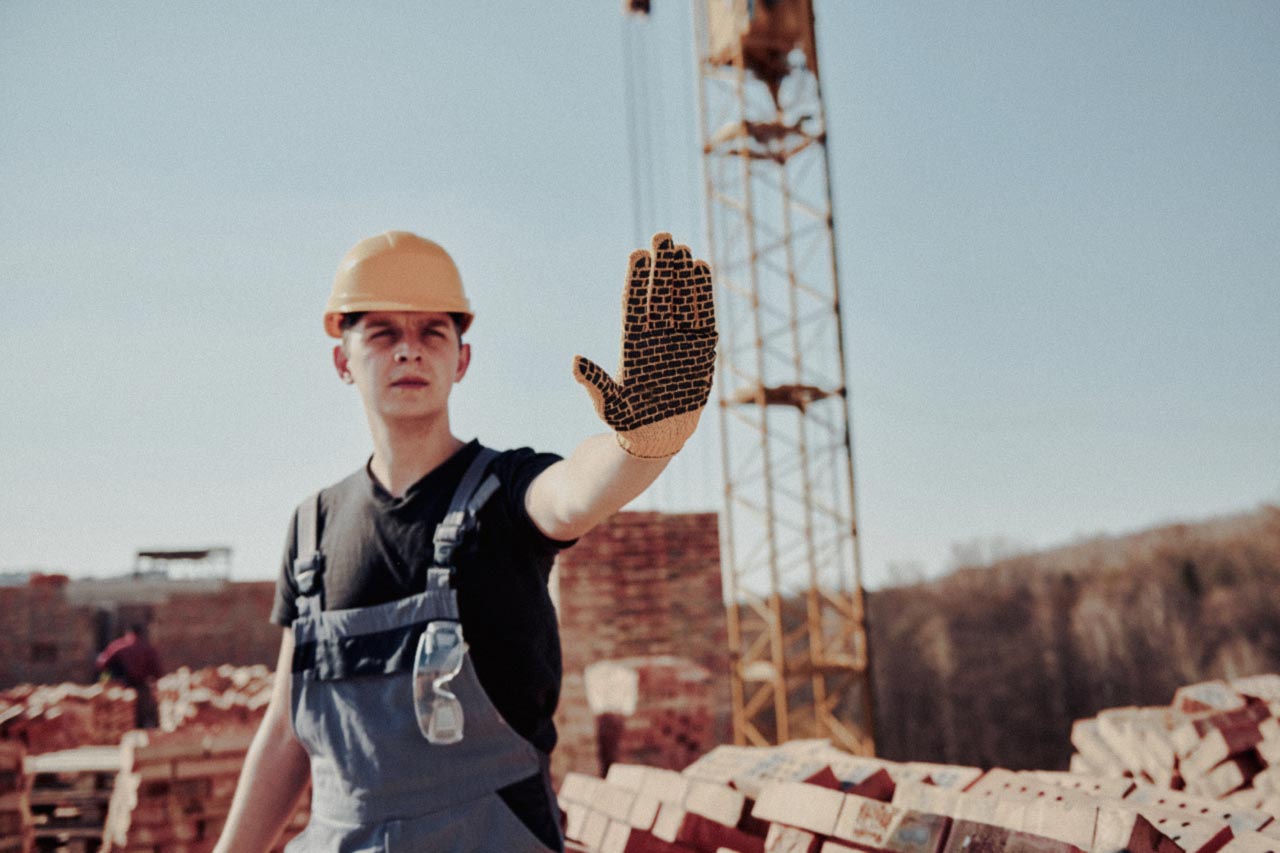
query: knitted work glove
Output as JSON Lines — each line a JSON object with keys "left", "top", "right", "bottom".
{"left": 573, "top": 232, "right": 718, "bottom": 458}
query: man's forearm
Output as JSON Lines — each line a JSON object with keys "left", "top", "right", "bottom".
{"left": 213, "top": 705, "right": 310, "bottom": 853}
{"left": 526, "top": 432, "right": 670, "bottom": 541}
{"left": 215, "top": 629, "right": 311, "bottom": 853}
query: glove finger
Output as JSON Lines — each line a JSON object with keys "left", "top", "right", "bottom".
{"left": 622, "top": 249, "right": 651, "bottom": 336}
{"left": 678, "top": 258, "right": 716, "bottom": 331}
{"left": 647, "top": 232, "right": 677, "bottom": 329}
{"left": 572, "top": 355, "right": 621, "bottom": 419}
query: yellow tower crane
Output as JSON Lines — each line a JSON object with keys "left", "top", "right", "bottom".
{"left": 624, "top": 0, "right": 876, "bottom": 754}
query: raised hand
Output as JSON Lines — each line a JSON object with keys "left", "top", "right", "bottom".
{"left": 573, "top": 232, "right": 718, "bottom": 459}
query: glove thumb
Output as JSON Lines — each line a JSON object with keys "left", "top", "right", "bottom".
{"left": 572, "top": 355, "right": 622, "bottom": 421}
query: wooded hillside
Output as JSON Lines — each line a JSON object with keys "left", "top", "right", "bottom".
{"left": 867, "top": 504, "right": 1280, "bottom": 769}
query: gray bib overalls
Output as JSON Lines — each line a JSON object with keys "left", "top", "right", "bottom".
{"left": 284, "top": 449, "right": 563, "bottom": 852}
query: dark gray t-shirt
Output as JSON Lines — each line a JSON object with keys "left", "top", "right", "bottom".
{"left": 271, "top": 440, "right": 574, "bottom": 753}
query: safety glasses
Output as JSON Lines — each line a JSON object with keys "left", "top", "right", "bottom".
{"left": 412, "top": 620, "right": 468, "bottom": 744}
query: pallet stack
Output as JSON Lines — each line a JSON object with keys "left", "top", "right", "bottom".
{"left": 1070, "top": 674, "right": 1280, "bottom": 803}
{"left": 0, "top": 742, "right": 32, "bottom": 853}
{"left": 25, "top": 746, "right": 120, "bottom": 853}
{"left": 586, "top": 657, "right": 715, "bottom": 774}
{"left": 100, "top": 726, "right": 307, "bottom": 853}
{"left": 0, "top": 685, "right": 137, "bottom": 756}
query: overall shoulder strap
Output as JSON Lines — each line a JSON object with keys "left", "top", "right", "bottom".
{"left": 431, "top": 447, "right": 501, "bottom": 569}
{"left": 292, "top": 492, "right": 325, "bottom": 601}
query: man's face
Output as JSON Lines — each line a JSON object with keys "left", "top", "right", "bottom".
{"left": 333, "top": 311, "right": 470, "bottom": 423}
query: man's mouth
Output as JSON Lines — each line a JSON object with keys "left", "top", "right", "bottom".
{"left": 391, "top": 378, "right": 428, "bottom": 388}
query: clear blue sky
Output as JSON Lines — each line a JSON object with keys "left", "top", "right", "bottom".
{"left": 2, "top": 2, "right": 1276, "bottom": 588}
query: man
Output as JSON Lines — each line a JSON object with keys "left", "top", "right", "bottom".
{"left": 95, "top": 623, "right": 163, "bottom": 728}
{"left": 215, "top": 230, "right": 716, "bottom": 852}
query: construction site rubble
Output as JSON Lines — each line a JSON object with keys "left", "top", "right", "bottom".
{"left": 559, "top": 674, "right": 1280, "bottom": 853}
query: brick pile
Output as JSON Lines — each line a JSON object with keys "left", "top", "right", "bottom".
{"left": 155, "top": 665, "right": 273, "bottom": 732}
{"left": 0, "top": 663, "right": 275, "bottom": 757}
{"left": 0, "top": 683, "right": 137, "bottom": 755}
{"left": 101, "top": 727, "right": 308, "bottom": 853}
{"left": 558, "top": 739, "right": 979, "bottom": 853}
{"left": 560, "top": 675, "right": 1280, "bottom": 853}
{"left": 559, "top": 737, "right": 1280, "bottom": 853}
{"left": 1070, "top": 674, "right": 1280, "bottom": 803}
{"left": 0, "top": 742, "right": 31, "bottom": 853}
{"left": 586, "top": 657, "right": 715, "bottom": 774}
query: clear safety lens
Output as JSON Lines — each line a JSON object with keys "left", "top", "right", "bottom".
{"left": 413, "top": 620, "right": 468, "bottom": 744}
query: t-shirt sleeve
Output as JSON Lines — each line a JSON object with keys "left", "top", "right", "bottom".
{"left": 269, "top": 507, "right": 301, "bottom": 627}
{"left": 492, "top": 447, "right": 578, "bottom": 555}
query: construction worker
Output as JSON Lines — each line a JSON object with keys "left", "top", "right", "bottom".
{"left": 214, "top": 230, "right": 716, "bottom": 852}
{"left": 95, "top": 623, "right": 163, "bottom": 728}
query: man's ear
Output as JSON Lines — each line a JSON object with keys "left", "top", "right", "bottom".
{"left": 454, "top": 342, "right": 471, "bottom": 383}
{"left": 333, "top": 343, "right": 354, "bottom": 384}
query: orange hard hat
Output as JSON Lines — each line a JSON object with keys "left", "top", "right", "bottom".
{"left": 324, "top": 231, "right": 473, "bottom": 338}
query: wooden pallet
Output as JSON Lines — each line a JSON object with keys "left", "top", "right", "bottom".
{"left": 25, "top": 747, "right": 121, "bottom": 853}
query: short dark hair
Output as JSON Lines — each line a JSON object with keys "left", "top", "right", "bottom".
{"left": 338, "top": 312, "right": 465, "bottom": 342}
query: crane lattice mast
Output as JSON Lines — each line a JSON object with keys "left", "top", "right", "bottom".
{"left": 691, "top": 0, "right": 875, "bottom": 752}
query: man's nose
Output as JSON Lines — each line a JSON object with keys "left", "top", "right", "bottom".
{"left": 393, "top": 340, "right": 424, "bottom": 362}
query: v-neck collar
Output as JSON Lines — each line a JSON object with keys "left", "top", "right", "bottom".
{"left": 363, "top": 439, "right": 481, "bottom": 509}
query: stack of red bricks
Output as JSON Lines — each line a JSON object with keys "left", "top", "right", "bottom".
{"left": 100, "top": 726, "right": 308, "bottom": 853}
{"left": 558, "top": 734, "right": 1280, "bottom": 853}
{"left": 0, "top": 742, "right": 32, "bottom": 853}
{"left": 155, "top": 665, "right": 274, "bottom": 733}
{"left": 586, "top": 657, "right": 715, "bottom": 774}
{"left": 1070, "top": 674, "right": 1280, "bottom": 805}
{"left": 0, "top": 683, "right": 137, "bottom": 755}
{"left": 552, "top": 511, "right": 729, "bottom": 782}
{"left": 558, "top": 738, "right": 982, "bottom": 853}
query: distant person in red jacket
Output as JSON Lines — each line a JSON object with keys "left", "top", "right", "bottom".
{"left": 96, "top": 624, "right": 163, "bottom": 728}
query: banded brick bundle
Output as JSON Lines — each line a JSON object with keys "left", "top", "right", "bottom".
{"left": 0, "top": 683, "right": 137, "bottom": 755}
{"left": 100, "top": 726, "right": 308, "bottom": 853}
{"left": 0, "top": 742, "right": 31, "bottom": 853}
{"left": 586, "top": 657, "right": 715, "bottom": 773}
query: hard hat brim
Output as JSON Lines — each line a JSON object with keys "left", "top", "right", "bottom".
{"left": 324, "top": 304, "right": 474, "bottom": 338}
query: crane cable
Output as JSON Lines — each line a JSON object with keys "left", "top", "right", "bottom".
{"left": 621, "top": 7, "right": 715, "bottom": 514}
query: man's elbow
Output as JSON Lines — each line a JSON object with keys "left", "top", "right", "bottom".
{"left": 530, "top": 503, "right": 601, "bottom": 543}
